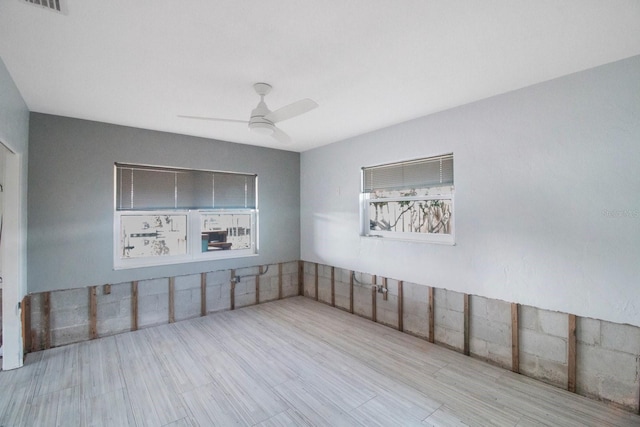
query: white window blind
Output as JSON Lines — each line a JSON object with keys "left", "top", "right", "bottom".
{"left": 115, "top": 164, "right": 257, "bottom": 210}
{"left": 362, "top": 153, "right": 453, "bottom": 193}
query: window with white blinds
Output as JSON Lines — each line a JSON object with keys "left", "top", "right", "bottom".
{"left": 362, "top": 154, "right": 453, "bottom": 193}
{"left": 115, "top": 164, "right": 256, "bottom": 210}
{"left": 114, "top": 163, "right": 258, "bottom": 269}
{"left": 361, "top": 154, "right": 455, "bottom": 244}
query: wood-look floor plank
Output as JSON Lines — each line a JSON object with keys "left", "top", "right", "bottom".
{"left": 273, "top": 378, "right": 364, "bottom": 427}
{"left": 84, "top": 388, "right": 135, "bottom": 427}
{"left": 255, "top": 409, "right": 314, "bottom": 427}
{"left": 2, "top": 296, "right": 639, "bottom": 427}
{"left": 350, "top": 395, "right": 425, "bottom": 427}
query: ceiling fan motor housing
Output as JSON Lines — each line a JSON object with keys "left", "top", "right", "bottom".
{"left": 249, "top": 96, "right": 275, "bottom": 135}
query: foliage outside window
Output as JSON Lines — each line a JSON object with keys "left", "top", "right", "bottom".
{"left": 114, "top": 163, "right": 258, "bottom": 269}
{"left": 361, "top": 154, "right": 454, "bottom": 244}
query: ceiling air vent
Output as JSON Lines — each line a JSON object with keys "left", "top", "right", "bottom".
{"left": 23, "top": 0, "right": 62, "bottom": 13}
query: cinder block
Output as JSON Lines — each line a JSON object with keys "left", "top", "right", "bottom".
{"left": 403, "top": 312, "right": 429, "bottom": 339}
{"left": 51, "top": 288, "right": 88, "bottom": 311}
{"left": 470, "top": 316, "right": 510, "bottom": 348}
{"left": 138, "top": 293, "right": 169, "bottom": 328}
{"left": 175, "top": 274, "right": 200, "bottom": 291}
{"left": 235, "top": 291, "right": 257, "bottom": 308}
{"left": 337, "top": 268, "right": 351, "bottom": 284}
{"left": 520, "top": 329, "right": 567, "bottom": 364}
{"left": 207, "top": 283, "right": 230, "bottom": 312}
{"left": 577, "top": 342, "right": 640, "bottom": 412}
{"left": 103, "top": 282, "right": 132, "bottom": 299}
{"left": 317, "top": 276, "right": 332, "bottom": 304}
{"left": 304, "top": 262, "right": 315, "bottom": 275}
{"left": 353, "top": 285, "right": 372, "bottom": 318}
{"left": 97, "top": 300, "right": 122, "bottom": 320}
{"left": 520, "top": 305, "right": 539, "bottom": 331}
{"left": 334, "top": 292, "right": 350, "bottom": 312}
{"left": 442, "top": 289, "right": 464, "bottom": 313}
{"left": 319, "top": 264, "right": 332, "bottom": 279}
{"left": 138, "top": 278, "right": 169, "bottom": 297}
{"left": 51, "top": 307, "right": 89, "bottom": 329}
{"left": 207, "top": 270, "right": 231, "bottom": 285}
{"left": 174, "top": 288, "right": 200, "bottom": 321}
{"left": 435, "top": 325, "right": 463, "bottom": 351}
{"left": 537, "top": 309, "right": 568, "bottom": 338}
{"left": 520, "top": 353, "right": 567, "bottom": 389}
{"left": 600, "top": 321, "right": 640, "bottom": 355}
{"left": 282, "top": 274, "right": 298, "bottom": 298}
{"left": 98, "top": 314, "right": 131, "bottom": 337}
{"left": 577, "top": 317, "right": 601, "bottom": 346}
{"left": 282, "top": 261, "right": 298, "bottom": 276}
{"left": 435, "top": 304, "right": 463, "bottom": 332}
{"left": 52, "top": 324, "right": 90, "bottom": 347}
{"left": 485, "top": 298, "right": 511, "bottom": 324}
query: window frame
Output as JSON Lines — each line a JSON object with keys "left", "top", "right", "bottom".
{"left": 113, "top": 164, "right": 258, "bottom": 270}
{"left": 360, "top": 154, "right": 455, "bottom": 245}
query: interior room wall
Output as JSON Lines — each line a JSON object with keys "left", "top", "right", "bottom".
{"left": 27, "top": 114, "right": 300, "bottom": 293}
{"left": 300, "top": 55, "right": 640, "bottom": 327}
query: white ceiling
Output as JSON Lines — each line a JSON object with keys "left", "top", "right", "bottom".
{"left": 1, "top": 1, "right": 639, "bottom": 152}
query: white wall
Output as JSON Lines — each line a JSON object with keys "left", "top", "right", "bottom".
{"left": 301, "top": 55, "right": 640, "bottom": 327}
{"left": 0, "top": 56, "right": 30, "bottom": 370}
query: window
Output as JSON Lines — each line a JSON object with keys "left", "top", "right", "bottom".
{"left": 114, "top": 163, "right": 258, "bottom": 269}
{"left": 360, "top": 153, "right": 454, "bottom": 244}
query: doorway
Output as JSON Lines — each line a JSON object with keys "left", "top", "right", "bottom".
{"left": 0, "top": 141, "right": 24, "bottom": 370}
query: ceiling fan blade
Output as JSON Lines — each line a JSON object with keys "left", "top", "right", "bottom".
{"left": 272, "top": 127, "right": 292, "bottom": 144}
{"left": 264, "top": 98, "right": 318, "bottom": 123}
{"left": 177, "top": 115, "right": 248, "bottom": 124}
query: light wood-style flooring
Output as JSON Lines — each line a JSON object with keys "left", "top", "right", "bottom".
{"left": 1, "top": 296, "right": 638, "bottom": 426}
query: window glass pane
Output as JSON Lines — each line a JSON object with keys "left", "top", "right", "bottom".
{"left": 368, "top": 198, "right": 453, "bottom": 234}
{"left": 201, "top": 213, "right": 253, "bottom": 252}
{"left": 119, "top": 214, "right": 188, "bottom": 259}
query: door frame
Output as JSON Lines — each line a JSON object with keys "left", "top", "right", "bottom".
{"left": 1, "top": 142, "right": 26, "bottom": 370}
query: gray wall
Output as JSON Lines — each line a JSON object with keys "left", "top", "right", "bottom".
{"left": 300, "top": 55, "right": 640, "bottom": 327}
{"left": 28, "top": 114, "right": 300, "bottom": 293}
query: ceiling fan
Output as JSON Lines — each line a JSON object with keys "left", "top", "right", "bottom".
{"left": 178, "top": 83, "right": 318, "bottom": 144}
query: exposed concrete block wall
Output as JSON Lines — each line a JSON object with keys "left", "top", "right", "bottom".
{"left": 259, "top": 264, "right": 279, "bottom": 302}
{"left": 519, "top": 305, "right": 568, "bottom": 389}
{"left": 97, "top": 282, "right": 132, "bottom": 337}
{"left": 316, "top": 264, "right": 332, "bottom": 305}
{"left": 280, "top": 262, "right": 300, "bottom": 299}
{"left": 352, "top": 272, "right": 373, "bottom": 319}
{"left": 206, "top": 270, "right": 232, "bottom": 313}
{"left": 434, "top": 288, "right": 464, "bottom": 352}
{"left": 25, "top": 261, "right": 300, "bottom": 350}
{"left": 333, "top": 268, "right": 351, "bottom": 312}
{"left": 174, "top": 274, "right": 201, "bottom": 322}
{"left": 302, "top": 262, "right": 316, "bottom": 299}
{"left": 234, "top": 266, "right": 259, "bottom": 308}
{"left": 469, "top": 295, "right": 512, "bottom": 369}
{"left": 138, "top": 278, "right": 171, "bottom": 329}
{"left": 375, "top": 278, "right": 399, "bottom": 329}
{"left": 401, "top": 281, "right": 429, "bottom": 339}
{"left": 577, "top": 318, "right": 640, "bottom": 409}
{"left": 298, "top": 261, "right": 640, "bottom": 414}
{"left": 50, "top": 288, "right": 91, "bottom": 347}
